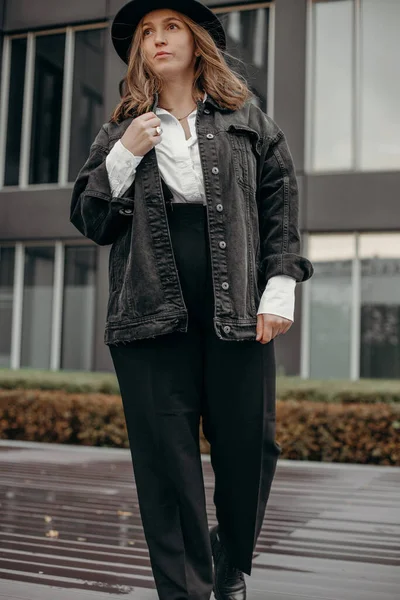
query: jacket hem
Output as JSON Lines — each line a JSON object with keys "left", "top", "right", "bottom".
{"left": 105, "top": 314, "right": 259, "bottom": 344}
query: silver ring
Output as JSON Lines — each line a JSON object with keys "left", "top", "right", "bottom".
{"left": 155, "top": 126, "right": 162, "bottom": 136}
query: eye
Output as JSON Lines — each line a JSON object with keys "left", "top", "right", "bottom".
{"left": 143, "top": 28, "right": 152, "bottom": 37}
{"left": 168, "top": 23, "right": 178, "bottom": 30}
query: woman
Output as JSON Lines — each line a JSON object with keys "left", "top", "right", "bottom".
{"left": 70, "top": 1, "right": 314, "bottom": 599}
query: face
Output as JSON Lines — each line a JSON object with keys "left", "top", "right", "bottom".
{"left": 140, "top": 9, "right": 197, "bottom": 77}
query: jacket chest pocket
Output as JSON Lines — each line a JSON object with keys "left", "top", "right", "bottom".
{"left": 227, "top": 124, "right": 261, "bottom": 193}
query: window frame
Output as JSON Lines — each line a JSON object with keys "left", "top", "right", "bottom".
{"left": 0, "top": 22, "right": 107, "bottom": 191}
{"left": 0, "top": 239, "right": 96, "bottom": 370}
{"left": 305, "top": 0, "right": 400, "bottom": 173}
{"left": 213, "top": 2, "right": 274, "bottom": 117}
{"left": 301, "top": 231, "right": 400, "bottom": 380}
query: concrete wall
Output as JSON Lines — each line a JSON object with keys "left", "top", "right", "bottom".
{"left": 305, "top": 171, "right": 400, "bottom": 232}
{"left": 3, "top": 0, "right": 107, "bottom": 31}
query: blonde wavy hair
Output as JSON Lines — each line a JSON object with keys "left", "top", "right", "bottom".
{"left": 110, "top": 11, "right": 253, "bottom": 123}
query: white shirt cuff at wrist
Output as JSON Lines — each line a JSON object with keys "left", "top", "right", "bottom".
{"left": 256, "top": 275, "right": 296, "bottom": 322}
{"left": 106, "top": 139, "right": 144, "bottom": 197}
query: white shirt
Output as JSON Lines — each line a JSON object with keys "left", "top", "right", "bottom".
{"left": 105, "top": 97, "right": 296, "bottom": 321}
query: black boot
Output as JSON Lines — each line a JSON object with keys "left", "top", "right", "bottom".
{"left": 210, "top": 525, "right": 246, "bottom": 600}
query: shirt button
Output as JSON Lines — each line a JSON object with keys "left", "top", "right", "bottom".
{"left": 216, "top": 204, "right": 223, "bottom": 212}
{"left": 223, "top": 325, "right": 231, "bottom": 334}
{"left": 212, "top": 167, "right": 219, "bottom": 175}
{"left": 206, "top": 133, "right": 214, "bottom": 139}
{"left": 222, "top": 282, "right": 229, "bottom": 290}
{"left": 219, "top": 241, "right": 226, "bottom": 249}
{"left": 204, "top": 108, "right": 211, "bottom": 114}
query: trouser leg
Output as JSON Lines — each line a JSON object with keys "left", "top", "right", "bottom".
{"left": 110, "top": 324, "right": 213, "bottom": 600}
{"left": 202, "top": 292, "right": 281, "bottom": 576}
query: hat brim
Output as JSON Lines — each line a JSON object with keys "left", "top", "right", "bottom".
{"left": 111, "top": 0, "right": 226, "bottom": 65}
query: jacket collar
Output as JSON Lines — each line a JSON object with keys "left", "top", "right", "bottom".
{"left": 204, "top": 93, "right": 230, "bottom": 112}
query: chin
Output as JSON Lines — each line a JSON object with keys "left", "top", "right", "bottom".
{"left": 155, "top": 65, "right": 183, "bottom": 76}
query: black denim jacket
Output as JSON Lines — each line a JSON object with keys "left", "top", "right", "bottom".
{"left": 70, "top": 93, "right": 314, "bottom": 345}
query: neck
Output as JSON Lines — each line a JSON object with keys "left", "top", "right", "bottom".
{"left": 158, "top": 78, "right": 200, "bottom": 112}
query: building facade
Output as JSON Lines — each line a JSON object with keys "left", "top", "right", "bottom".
{"left": 0, "top": 0, "right": 399, "bottom": 379}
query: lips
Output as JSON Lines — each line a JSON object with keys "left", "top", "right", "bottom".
{"left": 155, "top": 52, "right": 171, "bottom": 57}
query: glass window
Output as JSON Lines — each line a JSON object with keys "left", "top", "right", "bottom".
{"left": 359, "top": 0, "right": 400, "bottom": 170}
{"left": 29, "top": 34, "right": 65, "bottom": 184}
{"left": 4, "top": 38, "right": 27, "bottom": 187}
{"left": 68, "top": 28, "right": 106, "bottom": 182}
{"left": 20, "top": 247, "right": 55, "bottom": 368}
{"left": 311, "top": 0, "right": 353, "bottom": 171}
{"left": 359, "top": 234, "right": 400, "bottom": 378}
{"left": 217, "top": 7, "right": 270, "bottom": 112}
{"left": 61, "top": 247, "right": 97, "bottom": 370}
{"left": 308, "top": 235, "right": 355, "bottom": 379}
{"left": 0, "top": 248, "right": 15, "bottom": 367}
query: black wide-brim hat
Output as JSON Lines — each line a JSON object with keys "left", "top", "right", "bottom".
{"left": 111, "top": 0, "right": 226, "bottom": 65}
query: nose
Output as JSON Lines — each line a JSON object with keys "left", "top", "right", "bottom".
{"left": 154, "top": 29, "right": 167, "bottom": 46}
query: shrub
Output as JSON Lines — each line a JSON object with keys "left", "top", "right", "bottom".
{"left": 0, "top": 389, "right": 399, "bottom": 465}
{"left": 0, "top": 369, "right": 119, "bottom": 395}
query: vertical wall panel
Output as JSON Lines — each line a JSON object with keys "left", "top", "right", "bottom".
{"left": 274, "top": 0, "right": 307, "bottom": 170}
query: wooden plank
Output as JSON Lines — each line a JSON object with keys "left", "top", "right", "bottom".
{"left": 0, "top": 441, "right": 399, "bottom": 600}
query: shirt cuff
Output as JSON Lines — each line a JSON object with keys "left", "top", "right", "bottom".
{"left": 105, "top": 139, "right": 144, "bottom": 197}
{"left": 256, "top": 275, "right": 296, "bottom": 322}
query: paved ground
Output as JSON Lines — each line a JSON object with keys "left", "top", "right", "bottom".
{"left": 0, "top": 440, "right": 399, "bottom": 600}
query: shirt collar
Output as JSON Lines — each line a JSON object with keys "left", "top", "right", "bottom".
{"left": 153, "top": 92, "right": 208, "bottom": 114}
{"left": 154, "top": 91, "right": 207, "bottom": 115}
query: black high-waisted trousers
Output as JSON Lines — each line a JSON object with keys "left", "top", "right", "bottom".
{"left": 109, "top": 203, "right": 281, "bottom": 600}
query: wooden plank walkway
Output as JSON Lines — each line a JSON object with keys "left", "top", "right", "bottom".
{"left": 0, "top": 440, "right": 399, "bottom": 600}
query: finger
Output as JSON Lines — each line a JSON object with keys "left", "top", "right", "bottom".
{"left": 146, "top": 126, "right": 163, "bottom": 142}
{"left": 278, "top": 322, "right": 290, "bottom": 336}
{"left": 267, "top": 316, "right": 289, "bottom": 338}
{"left": 276, "top": 322, "right": 286, "bottom": 336}
{"left": 276, "top": 318, "right": 292, "bottom": 335}
{"left": 282, "top": 321, "right": 293, "bottom": 334}
{"left": 270, "top": 324, "right": 281, "bottom": 340}
{"left": 274, "top": 319, "right": 288, "bottom": 339}
{"left": 262, "top": 322, "right": 273, "bottom": 344}
{"left": 141, "top": 111, "right": 158, "bottom": 121}
{"left": 143, "top": 117, "right": 162, "bottom": 130}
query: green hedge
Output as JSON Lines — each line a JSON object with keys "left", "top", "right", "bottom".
{"left": 276, "top": 377, "right": 400, "bottom": 404}
{"left": 0, "top": 389, "right": 399, "bottom": 465}
{"left": 0, "top": 369, "right": 119, "bottom": 394}
{"left": 1, "top": 369, "right": 400, "bottom": 403}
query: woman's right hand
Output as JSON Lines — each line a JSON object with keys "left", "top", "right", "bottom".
{"left": 120, "top": 112, "right": 162, "bottom": 157}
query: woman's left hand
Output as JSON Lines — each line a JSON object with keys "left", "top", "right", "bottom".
{"left": 256, "top": 314, "right": 293, "bottom": 344}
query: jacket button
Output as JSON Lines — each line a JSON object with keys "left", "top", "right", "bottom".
{"left": 204, "top": 108, "right": 211, "bottom": 114}
{"left": 223, "top": 325, "right": 231, "bottom": 334}
{"left": 212, "top": 167, "right": 219, "bottom": 175}
{"left": 222, "top": 282, "right": 229, "bottom": 290}
{"left": 206, "top": 133, "right": 214, "bottom": 139}
{"left": 219, "top": 241, "right": 226, "bottom": 249}
{"left": 119, "top": 208, "right": 133, "bottom": 215}
{"left": 216, "top": 204, "right": 223, "bottom": 212}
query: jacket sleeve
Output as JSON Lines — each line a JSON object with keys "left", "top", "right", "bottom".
{"left": 257, "top": 129, "right": 314, "bottom": 284}
{"left": 70, "top": 124, "right": 136, "bottom": 246}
